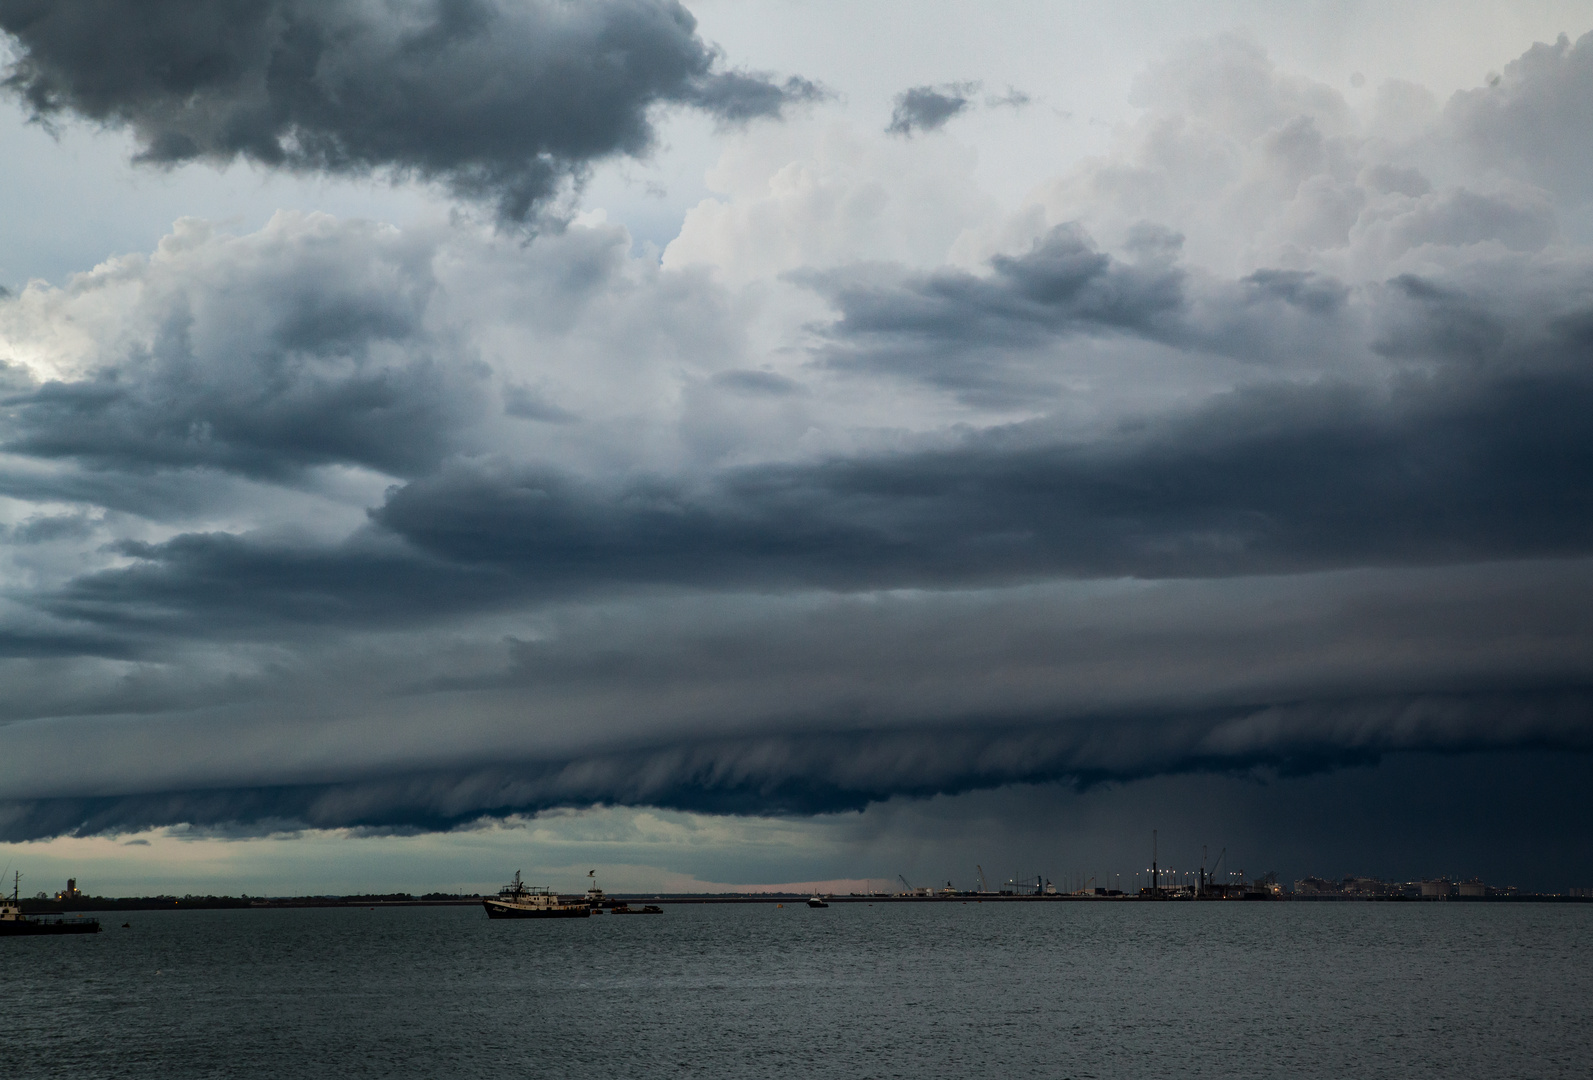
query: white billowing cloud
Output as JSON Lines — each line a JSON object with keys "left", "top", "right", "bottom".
{"left": 663, "top": 118, "right": 996, "bottom": 286}
{"left": 1007, "top": 33, "right": 1571, "bottom": 282}
{"left": 1446, "top": 30, "right": 1593, "bottom": 201}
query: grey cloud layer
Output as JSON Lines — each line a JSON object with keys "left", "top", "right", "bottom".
{"left": 28, "top": 354, "right": 1590, "bottom": 639}
{"left": 0, "top": 0, "right": 816, "bottom": 220}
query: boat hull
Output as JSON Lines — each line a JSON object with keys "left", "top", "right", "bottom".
{"left": 482, "top": 898, "right": 590, "bottom": 919}
{"left": 0, "top": 918, "right": 101, "bottom": 936}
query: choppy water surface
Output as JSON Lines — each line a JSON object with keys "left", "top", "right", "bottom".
{"left": 7, "top": 901, "right": 1590, "bottom": 1078}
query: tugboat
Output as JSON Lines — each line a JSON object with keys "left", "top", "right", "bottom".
{"left": 806, "top": 895, "right": 829, "bottom": 908}
{"left": 0, "top": 873, "right": 101, "bottom": 936}
{"left": 482, "top": 871, "right": 590, "bottom": 919}
{"left": 571, "top": 870, "right": 664, "bottom": 914}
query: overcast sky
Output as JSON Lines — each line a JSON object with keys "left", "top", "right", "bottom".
{"left": 2, "top": 0, "right": 1592, "bottom": 897}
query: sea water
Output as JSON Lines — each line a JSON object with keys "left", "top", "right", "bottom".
{"left": 5, "top": 901, "right": 1590, "bottom": 1078}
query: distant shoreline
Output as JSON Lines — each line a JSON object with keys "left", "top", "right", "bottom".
{"left": 21, "top": 892, "right": 1593, "bottom": 913}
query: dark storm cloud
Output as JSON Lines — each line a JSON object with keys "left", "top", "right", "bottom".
{"left": 1, "top": 511, "right": 95, "bottom": 544}
{"left": 843, "top": 751, "right": 1593, "bottom": 894}
{"left": 0, "top": 465, "right": 268, "bottom": 522}
{"left": 710, "top": 369, "right": 803, "bottom": 396}
{"left": 2, "top": 685, "right": 1589, "bottom": 841}
{"left": 808, "top": 216, "right": 1593, "bottom": 403}
{"left": 30, "top": 352, "right": 1593, "bottom": 640}
{"left": 817, "top": 224, "right": 1185, "bottom": 344}
{"left": 1448, "top": 30, "right": 1593, "bottom": 200}
{"left": 2, "top": 352, "right": 477, "bottom": 480}
{"left": 501, "top": 383, "right": 579, "bottom": 423}
{"left": 1240, "top": 270, "right": 1348, "bottom": 316}
{"left": 0, "top": 628, "right": 136, "bottom": 659}
{"left": 689, "top": 71, "right": 825, "bottom": 123}
{"left": 46, "top": 529, "right": 508, "bottom": 635}
{"left": 886, "top": 83, "right": 977, "bottom": 135}
{"left": 3, "top": 221, "right": 1590, "bottom": 654}
{"left": 806, "top": 224, "right": 1186, "bottom": 397}
{"left": 6, "top": 552, "right": 1593, "bottom": 838}
{"left": 350, "top": 368, "right": 1593, "bottom": 582}
{"left": 0, "top": 0, "right": 814, "bottom": 221}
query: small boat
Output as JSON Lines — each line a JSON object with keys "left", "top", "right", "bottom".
{"left": 0, "top": 873, "right": 100, "bottom": 936}
{"left": 482, "top": 871, "right": 590, "bottom": 919}
{"left": 579, "top": 871, "right": 662, "bottom": 914}
{"left": 806, "top": 896, "right": 829, "bottom": 908}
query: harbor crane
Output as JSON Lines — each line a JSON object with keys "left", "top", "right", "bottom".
{"left": 1200, "top": 847, "right": 1227, "bottom": 896}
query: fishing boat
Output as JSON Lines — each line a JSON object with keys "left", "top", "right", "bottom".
{"left": 0, "top": 873, "right": 100, "bottom": 936}
{"left": 806, "top": 895, "right": 829, "bottom": 908}
{"left": 481, "top": 871, "right": 590, "bottom": 919}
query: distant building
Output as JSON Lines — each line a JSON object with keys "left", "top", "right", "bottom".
{"left": 1294, "top": 876, "right": 1341, "bottom": 895}
{"left": 54, "top": 878, "right": 82, "bottom": 902}
{"left": 1341, "top": 877, "right": 1398, "bottom": 897}
{"left": 1457, "top": 879, "right": 1487, "bottom": 897}
{"left": 1420, "top": 879, "right": 1452, "bottom": 899}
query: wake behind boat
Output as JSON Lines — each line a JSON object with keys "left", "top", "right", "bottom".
{"left": 482, "top": 871, "right": 590, "bottom": 919}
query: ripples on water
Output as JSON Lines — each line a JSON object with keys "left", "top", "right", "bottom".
{"left": 7, "top": 901, "right": 1590, "bottom": 1078}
